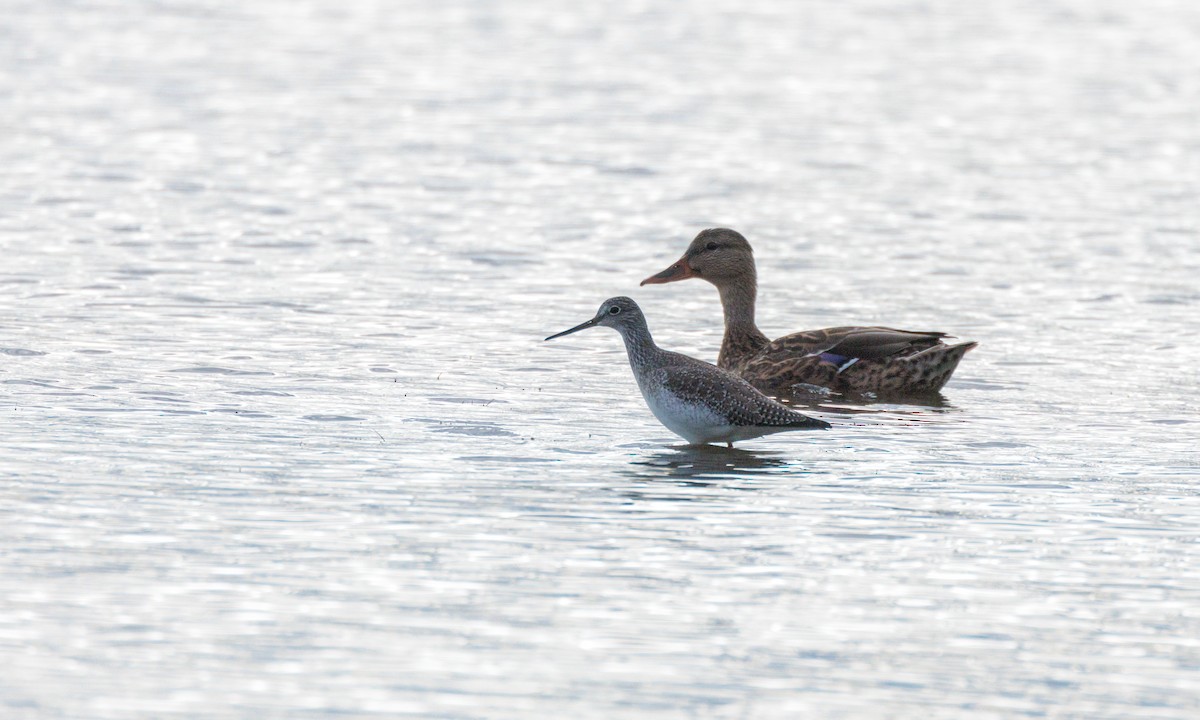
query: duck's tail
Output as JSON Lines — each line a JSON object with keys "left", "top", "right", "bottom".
{"left": 907, "top": 341, "right": 978, "bottom": 393}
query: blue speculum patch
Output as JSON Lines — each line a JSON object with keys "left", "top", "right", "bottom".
{"left": 818, "top": 352, "right": 860, "bottom": 373}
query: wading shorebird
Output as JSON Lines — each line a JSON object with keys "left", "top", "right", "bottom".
{"left": 641, "top": 228, "right": 977, "bottom": 396}
{"left": 545, "top": 296, "right": 830, "bottom": 447}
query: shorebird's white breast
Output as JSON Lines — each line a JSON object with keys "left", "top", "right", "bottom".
{"left": 640, "top": 385, "right": 735, "bottom": 445}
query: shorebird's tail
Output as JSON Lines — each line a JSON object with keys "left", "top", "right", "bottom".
{"left": 788, "top": 415, "right": 831, "bottom": 430}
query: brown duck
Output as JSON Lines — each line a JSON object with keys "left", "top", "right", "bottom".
{"left": 641, "top": 228, "right": 977, "bottom": 397}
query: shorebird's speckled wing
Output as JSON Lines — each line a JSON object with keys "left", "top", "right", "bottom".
{"left": 651, "top": 354, "right": 830, "bottom": 429}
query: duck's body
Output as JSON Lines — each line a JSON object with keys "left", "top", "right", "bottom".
{"left": 720, "top": 321, "right": 977, "bottom": 396}
{"left": 643, "top": 228, "right": 977, "bottom": 397}
{"left": 546, "top": 297, "right": 830, "bottom": 446}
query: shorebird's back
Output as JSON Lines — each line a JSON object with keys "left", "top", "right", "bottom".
{"left": 634, "top": 350, "right": 829, "bottom": 445}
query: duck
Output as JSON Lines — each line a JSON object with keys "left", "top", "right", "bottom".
{"left": 545, "top": 296, "right": 831, "bottom": 447}
{"left": 641, "top": 228, "right": 977, "bottom": 396}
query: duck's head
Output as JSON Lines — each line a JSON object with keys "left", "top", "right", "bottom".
{"left": 545, "top": 296, "right": 646, "bottom": 340}
{"left": 640, "top": 228, "right": 755, "bottom": 288}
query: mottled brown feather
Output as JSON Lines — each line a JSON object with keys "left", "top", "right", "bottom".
{"left": 644, "top": 228, "right": 978, "bottom": 396}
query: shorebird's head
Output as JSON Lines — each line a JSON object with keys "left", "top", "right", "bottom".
{"left": 545, "top": 296, "right": 645, "bottom": 341}
{"left": 641, "top": 228, "right": 755, "bottom": 289}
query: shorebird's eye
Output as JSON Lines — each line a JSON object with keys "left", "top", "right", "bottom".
{"left": 705, "top": 242, "right": 720, "bottom": 251}
{"left": 609, "top": 306, "right": 621, "bottom": 315}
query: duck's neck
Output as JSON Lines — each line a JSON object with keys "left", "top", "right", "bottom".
{"left": 716, "top": 277, "right": 770, "bottom": 370}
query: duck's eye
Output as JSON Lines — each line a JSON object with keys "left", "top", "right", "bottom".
{"left": 705, "top": 242, "right": 720, "bottom": 251}
{"left": 608, "top": 306, "right": 621, "bottom": 315}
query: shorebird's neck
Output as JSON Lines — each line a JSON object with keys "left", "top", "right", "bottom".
{"left": 716, "top": 276, "right": 770, "bottom": 368}
{"left": 616, "top": 322, "right": 663, "bottom": 373}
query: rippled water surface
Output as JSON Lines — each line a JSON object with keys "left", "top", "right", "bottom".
{"left": 3, "top": 0, "right": 1199, "bottom": 717}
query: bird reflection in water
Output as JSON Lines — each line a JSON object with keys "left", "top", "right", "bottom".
{"left": 776, "top": 388, "right": 959, "bottom": 431}
{"left": 625, "top": 444, "right": 793, "bottom": 487}
{"left": 777, "top": 385, "right": 954, "bottom": 412}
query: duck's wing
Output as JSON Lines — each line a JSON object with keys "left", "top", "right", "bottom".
{"left": 773, "top": 326, "right": 951, "bottom": 360}
{"left": 653, "top": 360, "right": 830, "bottom": 429}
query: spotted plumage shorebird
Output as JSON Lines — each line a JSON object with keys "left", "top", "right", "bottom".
{"left": 545, "top": 296, "right": 831, "bottom": 447}
{"left": 642, "top": 228, "right": 978, "bottom": 396}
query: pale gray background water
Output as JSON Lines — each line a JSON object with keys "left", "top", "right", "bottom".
{"left": 2, "top": 0, "right": 1198, "bottom": 717}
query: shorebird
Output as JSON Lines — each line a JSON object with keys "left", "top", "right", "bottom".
{"left": 641, "top": 228, "right": 977, "bottom": 396}
{"left": 545, "top": 296, "right": 831, "bottom": 447}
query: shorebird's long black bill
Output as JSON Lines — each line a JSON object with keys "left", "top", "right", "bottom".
{"left": 545, "top": 317, "right": 599, "bottom": 341}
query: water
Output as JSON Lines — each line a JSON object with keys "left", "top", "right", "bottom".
{"left": 2, "top": 0, "right": 1199, "bottom": 717}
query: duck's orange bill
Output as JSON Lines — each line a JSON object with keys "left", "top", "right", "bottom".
{"left": 640, "top": 257, "right": 694, "bottom": 286}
